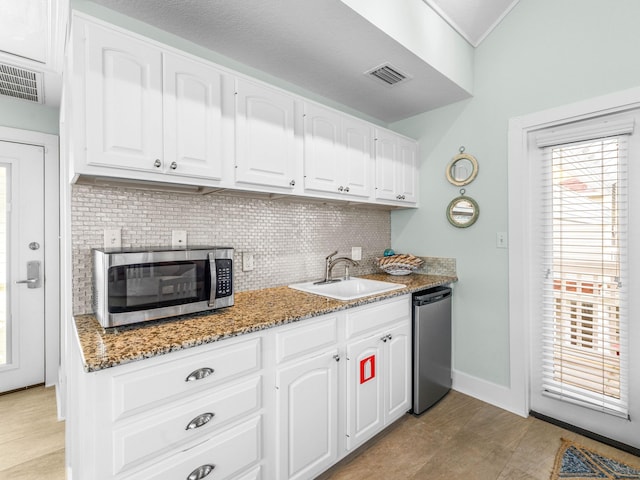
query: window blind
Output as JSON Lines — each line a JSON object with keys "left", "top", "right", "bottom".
{"left": 540, "top": 134, "right": 629, "bottom": 418}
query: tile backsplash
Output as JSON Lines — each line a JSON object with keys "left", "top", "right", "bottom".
{"left": 71, "top": 185, "right": 392, "bottom": 315}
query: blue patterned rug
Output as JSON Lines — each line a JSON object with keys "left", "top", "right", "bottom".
{"left": 552, "top": 439, "right": 640, "bottom": 479}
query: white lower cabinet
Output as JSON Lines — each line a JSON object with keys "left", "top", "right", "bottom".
{"left": 69, "top": 295, "right": 412, "bottom": 480}
{"left": 276, "top": 350, "right": 339, "bottom": 480}
{"left": 345, "top": 308, "right": 412, "bottom": 451}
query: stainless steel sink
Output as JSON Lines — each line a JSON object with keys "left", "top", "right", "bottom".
{"left": 288, "top": 277, "right": 405, "bottom": 301}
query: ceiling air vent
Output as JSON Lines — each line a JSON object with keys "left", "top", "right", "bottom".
{"left": 366, "top": 63, "right": 411, "bottom": 86}
{"left": 0, "top": 62, "right": 44, "bottom": 104}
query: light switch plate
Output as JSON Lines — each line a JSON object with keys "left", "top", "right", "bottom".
{"left": 103, "top": 228, "right": 121, "bottom": 249}
{"left": 351, "top": 246, "right": 362, "bottom": 261}
{"left": 497, "top": 232, "right": 508, "bottom": 249}
{"left": 172, "top": 230, "right": 187, "bottom": 248}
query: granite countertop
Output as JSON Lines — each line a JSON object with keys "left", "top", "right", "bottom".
{"left": 74, "top": 273, "right": 457, "bottom": 372}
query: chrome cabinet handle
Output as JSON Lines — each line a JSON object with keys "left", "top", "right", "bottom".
{"left": 289, "top": 179, "right": 296, "bottom": 186}
{"left": 185, "top": 412, "right": 215, "bottom": 430}
{"left": 154, "top": 159, "right": 162, "bottom": 168}
{"left": 333, "top": 354, "right": 340, "bottom": 362}
{"left": 185, "top": 367, "right": 214, "bottom": 382}
{"left": 170, "top": 161, "right": 178, "bottom": 170}
{"left": 187, "top": 464, "right": 215, "bottom": 480}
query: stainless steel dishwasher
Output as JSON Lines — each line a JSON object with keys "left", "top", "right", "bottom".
{"left": 412, "top": 285, "right": 452, "bottom": 415}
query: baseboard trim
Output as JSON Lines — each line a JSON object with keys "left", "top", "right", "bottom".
{"left": 452, "top": 369, "right": 527, "bottom": 417}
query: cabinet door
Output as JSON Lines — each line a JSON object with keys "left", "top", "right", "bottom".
{"left": 342, "top": 117, "right": 372, "bottom": 198}
{"left": 303, "top": 104, "right": 342, "bottom": 194}
{"left": 384, "top": 321, "right": 412, "bottom": 422}
{"left": 397, "top": 138, "right": 418, "bottom": 204}
{"left": 374, "top": 132, "right": 398, "bottom": 201}
{"left": 235, "top": 79, "right": 296, "bottom": 189}
{"left": 346, "top": 334, "right": 384, "bottom": 451}
{"left": 276, "top": 350, "right": 339, "bottom": 480}
{"left": 163, "top": 53, "right": 223, "bottom": 180}
{"left": 84, "top": 22, "right": 163, "bottom": 171}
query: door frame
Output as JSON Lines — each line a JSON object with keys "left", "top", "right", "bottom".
{"left": 507, "top": 86, "right": 640, "bottom": 418}
{"left": 0, "top": 126, "right": 59, "bottom": 389}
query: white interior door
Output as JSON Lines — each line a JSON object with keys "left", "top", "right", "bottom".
{"left": 0, "top": 141, "right": 45, "bottom": 392}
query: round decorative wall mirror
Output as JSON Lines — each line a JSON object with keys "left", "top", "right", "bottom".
{"left": 447, "top": 192, "right": 479, "bottom": 228}
{"left": 446, "top": 147, "right": 479, "bottom": 187}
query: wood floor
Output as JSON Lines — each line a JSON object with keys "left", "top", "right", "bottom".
{"left": 0, "top": 386, "right": 65, "bottom": 480}
{"left": 1, "top": 386, "right": 639, "bottom": 480}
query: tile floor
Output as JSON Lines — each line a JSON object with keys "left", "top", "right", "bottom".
{"left": 321, "top": 390, "right": 640, "bottom": 480}
{"left": 2, "top": 386, "right": 639, "bottom": 480}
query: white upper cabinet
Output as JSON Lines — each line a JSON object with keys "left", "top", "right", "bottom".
{"left": 303, "top": 103, "right": 372, "bottom": 199}
{"left": 69, "top": 14, "right": 418, "bottom": 208}
{"left": 83, "top": 21, "right": 164, "bottom": 172}
{"left": 374, "top": 130, "right": 418, "bottom": 205}
{"left": 74, "top": 16, "right": 225, "bottom": 183}
{"left": 162, "top": 53, "right": 223, "bottom": 180}
{"left": 234, "top": 78, "right": 297, "bottom": 190}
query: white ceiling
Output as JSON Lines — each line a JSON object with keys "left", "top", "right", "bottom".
{"left": 89, "top": 0, "right": 517, "bottom": 122}
{"left": 424, "top": 0, "right": 521, "bottom": 47}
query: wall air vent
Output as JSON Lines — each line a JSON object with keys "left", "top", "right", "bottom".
{"left": 0, "top": 62, "right": 44, "bottom": 103}
{"left": 366, "top": 63, "right": 411, "bottom": 86}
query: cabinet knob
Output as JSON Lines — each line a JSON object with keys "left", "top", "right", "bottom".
{"left": 401, "top": 195, "right": 406, "bottom": 200}
{"left": 289, "top": 179, "right": 296, "bottom": 186}
{"left": 338, "top": 186, "right": 344, "bottom": 192}
{"left": 380, "top": 336, "right": 388, "bottom": 343}
{"left": 185, "top": 367, "right": 214, "bottom": 382}
{"left": 187, "top": 464, "right": 215, "bottom": 480}
{"left": 185, "top": 412, "right": 215, "bottom": 430}
{"left": 333, "top": 354, "right": 341, "bottom": 362}
{"left": 344, "top": 186, "right": 350, "bottom": 193}
{"left": 387, "top": 334, "right": 393, "bottom": 341}
{"left": 170, "top": 161, "right": 178, "bottom": 170}
{"left": 154, "top": 159, "right": 162, "bottom": 168}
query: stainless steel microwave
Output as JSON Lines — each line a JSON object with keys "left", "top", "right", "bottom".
{"left": 92, "top": 246, "right": 234, "bottom": 328}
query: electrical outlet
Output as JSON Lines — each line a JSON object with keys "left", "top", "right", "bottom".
{"left": 351, "top": 246, "right": 362, "bottom": 261}
{"left": 172, "top": 230, "right": 187, "bottom": 248}
{"left": 497, "top": 232, "right": 508, "bottom": 249}
{"left": 242, "top": 252, "right": 255, "bottom": 272}
{"left": 103, "top": 228, "right": 121, "bottom": 249}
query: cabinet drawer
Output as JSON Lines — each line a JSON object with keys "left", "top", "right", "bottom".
{"left": 345, "top": 296, "right": 410, "bottom": 340}
{"left": 113, "top": 377, "right": 261, "bottom": 474}
{"left": 275, "top": 315, "right": 338, "bottom": 364}
{"left": 233, "top": 466, "right": 262, "bottom": 480}
{"left": 122, "top": 416, "right": 261, "bottom": 480}
{"left": 112, "top": 337, "right": 261, "bottom": 420}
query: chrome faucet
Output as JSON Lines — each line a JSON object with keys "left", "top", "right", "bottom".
{"left": 315, "top": 251, "right": 359, "bottom": 284}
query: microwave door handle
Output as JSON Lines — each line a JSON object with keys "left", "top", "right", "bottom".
{"left": 208, "top": 252, "right": 217, "bottom": 307}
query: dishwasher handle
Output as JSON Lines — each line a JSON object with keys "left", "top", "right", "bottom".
{"left": 413, "top": 287, "right": 452, "bottom": 306}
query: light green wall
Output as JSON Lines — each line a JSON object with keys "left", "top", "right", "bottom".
{"left": 0, "top": 95, "right": 60, "bottom": 135}
{"left": 390, "top": 0, "right": 640, "bottom": 386}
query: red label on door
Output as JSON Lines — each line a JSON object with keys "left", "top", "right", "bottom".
{"left": 359, "top": 355, "right": 376, "bottom": 384}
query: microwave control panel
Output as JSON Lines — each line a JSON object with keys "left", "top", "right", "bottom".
{"left": 215, "top": 259, "right": 233, "bottom": 297}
